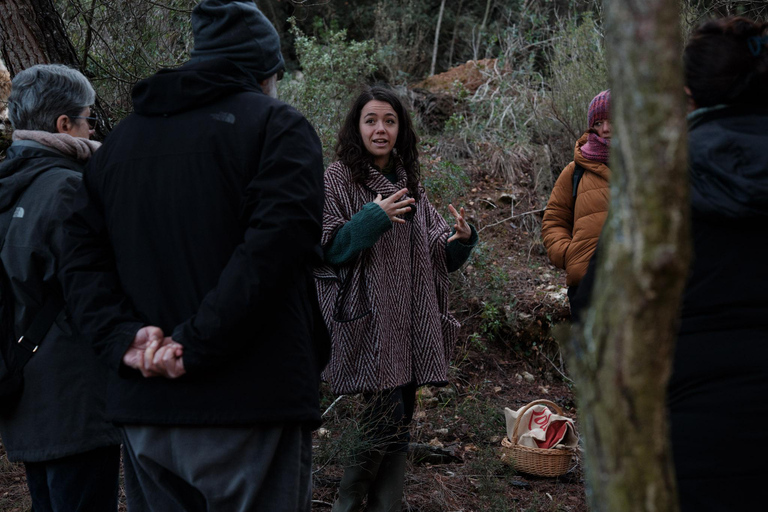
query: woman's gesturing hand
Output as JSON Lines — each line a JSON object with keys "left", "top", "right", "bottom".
{"left": 374, "top": 187, "right": 416, "bottom": 224}
{"left": 447, "top": 204, "right": 471, "bottom": 242}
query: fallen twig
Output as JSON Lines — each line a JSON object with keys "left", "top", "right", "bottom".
{"left": 541, "top": 350, "right": 574, "bottom": 385}
{"left": 322, "top": 395, "right": 345, "bottom": 418}
{"left": 479, "top": 208, "right": 546, "bottom": 232}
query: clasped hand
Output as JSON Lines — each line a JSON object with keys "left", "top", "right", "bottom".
{"left": 122, "top": 326, "right": 186, "bottom": 379}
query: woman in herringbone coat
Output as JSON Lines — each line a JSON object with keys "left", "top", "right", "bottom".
{"left": 315, "top": 86, "right": 477, "bottom": 512}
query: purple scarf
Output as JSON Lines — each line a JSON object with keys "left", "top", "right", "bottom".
{"left": 581, "top": 132, "right": 610, "bottom": 164}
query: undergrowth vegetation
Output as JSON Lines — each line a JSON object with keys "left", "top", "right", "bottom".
{"left": 280, "top": 22, "right": 377, "bottom": 164}
{"left": 4, "top": 1, "right": 765, "bottom": 509}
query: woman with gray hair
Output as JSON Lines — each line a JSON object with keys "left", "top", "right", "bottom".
{"left": 0, "top": 64, "right": 120, "bottom": 511}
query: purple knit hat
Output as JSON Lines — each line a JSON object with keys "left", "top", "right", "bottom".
{"left": 588, "top": 90, "right": 611, "bottom": 128}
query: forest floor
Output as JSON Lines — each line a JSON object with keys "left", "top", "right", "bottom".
{"left": 0, "top": 175, "right": 584, "bottom": 512}
{"left": 0, "top": 62, "right": 585, "bottom": 511}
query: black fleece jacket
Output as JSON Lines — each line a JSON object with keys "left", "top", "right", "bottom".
{"left": 60, "top": 58, "right": 329, "bottom": 426}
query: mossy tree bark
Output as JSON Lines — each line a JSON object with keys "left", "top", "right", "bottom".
{"left": 565, "top": 1, "right": 690, "bottom": 511}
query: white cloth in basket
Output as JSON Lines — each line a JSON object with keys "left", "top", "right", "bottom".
{"left": 504, "top": 404, "right": 578, "bottom": 449}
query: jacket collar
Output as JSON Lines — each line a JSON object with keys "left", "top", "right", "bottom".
{"left": 0, "top": 140, "right": 81, "bottom": 212}
{"left": 362, "top": 163, "right": 408, "bottom": 197}
{"left": 688, "top": 104, "right": 768, "bottom": 131}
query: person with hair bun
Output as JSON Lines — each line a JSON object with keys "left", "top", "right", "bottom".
{"left": 316, "top": 85, "right": 478, "bottom": 512}
{"left": 670, "top": 16, "right": 768, "bottom": 511}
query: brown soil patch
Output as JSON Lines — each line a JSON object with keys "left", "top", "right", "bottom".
{"left": 415, "top": 59, "right": 509, "bottom": 95}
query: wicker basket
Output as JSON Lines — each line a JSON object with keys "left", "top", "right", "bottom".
{"left": 499, "top": 399, "right": 576, "bottom": 477}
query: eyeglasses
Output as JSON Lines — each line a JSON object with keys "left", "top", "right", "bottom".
{"left": 69, "top": 115, "right": 99, "bottom": 129}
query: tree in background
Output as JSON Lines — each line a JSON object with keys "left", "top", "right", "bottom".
{"left": 0, "top": 0, "right": 113, "bottom": 135}
{"left": 564, "top": 0, "right": 690, "bottom": 510}
{"left": 279, "top": 22, "right": 377, "bottom": 165}
{"left": 54, "top": 0, "right": 195, "bottom": 120}
{"left": 0, "top": 0, "right": 79, "bottom": 74}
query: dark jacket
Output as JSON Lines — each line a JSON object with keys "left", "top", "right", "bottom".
{"left": 0, "top": 141, "right": 120, "bottom": 461}
{"left": 672, "top": 105, "right": 768, "bottom": 511}
{"left": 60, "top": 58, "right": 329, "bottom": 426}
{"left": 677, "top": 104, "right": 768, "bottom": 334}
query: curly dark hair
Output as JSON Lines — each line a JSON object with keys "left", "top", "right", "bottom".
{"left": 684, "top": 17, "right": 768, "bottom": 108}
{"left": 335, "top": 85, "right": 421, "bottom": 199}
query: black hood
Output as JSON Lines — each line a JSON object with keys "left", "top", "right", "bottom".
{"left": 0, "top": 142, "right": 80, "bottom": 215}
{"left": 688, "top": 105, "right": 768, "bottom": 220}
{"left": 131, "top": 58, "right": 262, "bottom": 116}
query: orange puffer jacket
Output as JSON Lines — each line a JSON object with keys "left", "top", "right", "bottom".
{"left": 542, "top": 132, "right": 610, "bottom": 286}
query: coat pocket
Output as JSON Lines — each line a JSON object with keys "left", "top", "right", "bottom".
{"left": 330, "top": 309, "right": 373, "bottom": 348}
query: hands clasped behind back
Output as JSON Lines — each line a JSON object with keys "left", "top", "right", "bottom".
{"left": 122, "top": 326, "right": 186, "bottom": 379}
{"left": 373, "top": 187, "right": 416, "bottom": 224}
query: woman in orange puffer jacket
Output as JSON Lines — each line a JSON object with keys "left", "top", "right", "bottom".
{"left": 541, "top": 90, "right": 611, "bottom": 305}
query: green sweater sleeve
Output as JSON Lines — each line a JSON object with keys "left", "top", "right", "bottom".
{"left": 446, "top": 224, "right": 479, "bottom": 272}
{"left": 323, "top": 202, "right": 392, "bottom": 265}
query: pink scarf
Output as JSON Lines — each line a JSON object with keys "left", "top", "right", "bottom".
{"left": 580, "top": 132, "right": 610, "bottom": 164}
{"left": 12, "top": 130, "right": 101, "bottom": 161}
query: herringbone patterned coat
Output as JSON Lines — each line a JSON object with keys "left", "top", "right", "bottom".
{"left": 315, "top": 161, "right": 460, "bottom": 395}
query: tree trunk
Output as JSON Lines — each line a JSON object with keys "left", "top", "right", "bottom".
{"left": 565, "top": 0, "right": 689, "bottom": 511}
{"left": 480, "top": 0, "right": 493, "bottom": 31}
{"left": 0, "top": 0, "right": 80, "bottom": 75}
{"left": 448, "top": 0, "right": 464, "bottom": 69}
{"left": 80, "top": 0, "right": 99, "bottom": 71}
{"left": 0, "top": 0, "right": 111, "bottom": 135}
{"left": 430, "top": 0, "right": 447, "bottom": 76}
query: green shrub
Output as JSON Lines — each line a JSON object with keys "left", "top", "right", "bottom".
{"left": 279, "top": 21, "right": 378, "bottom": 165}
{"left": 520, "top": 13, "right": 608, "bottom": 205}
{"left": 372, "top": 0, "right": 432, "bottom": 81}
{"left": 428, "top": 20, "right": 551, "bottom": 186}
{"left": 422, "top": 158, "right": 471, "bottom": 208}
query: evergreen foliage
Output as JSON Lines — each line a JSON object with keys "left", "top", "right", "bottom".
{"left": 279, "top": 22, "right": 377, "bottom": 165}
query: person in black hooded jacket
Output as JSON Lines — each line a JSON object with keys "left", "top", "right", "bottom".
{"left": 670, "top": 17, "right": 768, "bottom": 511}
{"left": 59, "top": 1, "right": 328, "bottom": 511}
{"left": 0, "top": 64, "right": 120, "bottom": 512}
{"left": 572, "top": 17, "right": 768, "bottom": 512}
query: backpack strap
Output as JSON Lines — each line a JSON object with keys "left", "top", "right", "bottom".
{"left": 572, "top": 163, "right": 586, "bottom": 199}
